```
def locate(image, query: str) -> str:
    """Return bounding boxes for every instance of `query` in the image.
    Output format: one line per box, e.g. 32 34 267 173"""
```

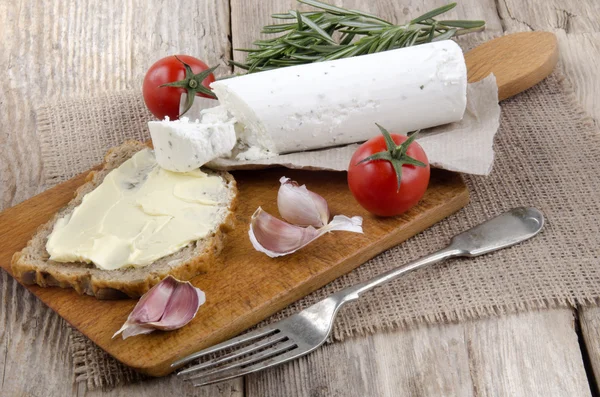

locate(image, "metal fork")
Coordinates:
172 207 544 386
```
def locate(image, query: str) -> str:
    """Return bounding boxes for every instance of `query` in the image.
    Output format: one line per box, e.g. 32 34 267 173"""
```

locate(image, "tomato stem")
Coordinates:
159 56 219 117
356 124 426 192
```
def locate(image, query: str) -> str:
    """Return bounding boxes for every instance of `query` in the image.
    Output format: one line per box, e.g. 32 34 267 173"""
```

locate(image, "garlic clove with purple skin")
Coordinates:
145 280 206 331
277 177 330 227
113 275 206 340
249 207 363 258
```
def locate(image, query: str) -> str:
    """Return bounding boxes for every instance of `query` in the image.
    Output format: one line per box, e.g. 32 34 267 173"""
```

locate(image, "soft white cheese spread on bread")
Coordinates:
46 149 230 270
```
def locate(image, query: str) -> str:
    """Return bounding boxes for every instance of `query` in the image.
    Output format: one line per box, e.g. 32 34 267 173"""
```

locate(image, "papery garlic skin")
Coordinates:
277 177 330 227
113 276 206 340
249 207 363 258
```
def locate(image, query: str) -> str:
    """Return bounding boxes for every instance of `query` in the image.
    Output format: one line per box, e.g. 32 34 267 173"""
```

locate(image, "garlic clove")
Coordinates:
249 207 320 257
249 207 363 258
113 275 206 340
128 275 178 323
277 177 330 227
145 282 206 331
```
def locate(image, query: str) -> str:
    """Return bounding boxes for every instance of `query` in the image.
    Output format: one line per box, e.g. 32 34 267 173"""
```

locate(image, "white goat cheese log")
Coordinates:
211 40 467 155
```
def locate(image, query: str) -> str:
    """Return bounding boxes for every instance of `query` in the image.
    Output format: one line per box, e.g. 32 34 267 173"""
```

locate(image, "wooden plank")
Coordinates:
1 166 469 376
578 307 600 391
76 374 243 397
0 270 79 396
465 310 591 396
494 1 600 389
496 0 600 125
245 310 592 397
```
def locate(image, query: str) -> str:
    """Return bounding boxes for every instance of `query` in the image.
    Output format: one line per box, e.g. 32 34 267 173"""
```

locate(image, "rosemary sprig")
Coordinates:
233 0 485 73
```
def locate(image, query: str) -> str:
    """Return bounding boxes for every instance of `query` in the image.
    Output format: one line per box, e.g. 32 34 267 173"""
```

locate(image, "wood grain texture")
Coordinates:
245 310 591 397
466 32 558 100
496 0 600 126
579 307 600 392
0 167 469 376
77 374 244 397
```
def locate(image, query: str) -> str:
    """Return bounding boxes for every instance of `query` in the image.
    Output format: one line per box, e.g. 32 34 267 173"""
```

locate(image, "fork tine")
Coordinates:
171 326 279 368
185 339 297 381
192 347 304 387
177 332 288 376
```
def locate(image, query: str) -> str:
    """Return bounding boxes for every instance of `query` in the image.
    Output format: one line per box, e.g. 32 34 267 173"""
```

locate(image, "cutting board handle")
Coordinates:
465 32 558 101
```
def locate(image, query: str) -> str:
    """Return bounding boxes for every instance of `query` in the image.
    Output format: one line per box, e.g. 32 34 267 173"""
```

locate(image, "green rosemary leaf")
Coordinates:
339 32 356 45
432 28 457 42
345 9 393 25
427 23 436 41
375 32 395 52
262 25 297 34
310 44 344 53
289 53 323 60
282 39 312 50
262 22 298 30
268 58 306 66
367 37 381 54
271 13 296 19
234 48 266 53
438 19 486 28
410 3 457 24
350 39 374 56
338 26 387 34
296 10 304 30
290 10 336 43
319 45 356 61
298 0 350 16
228 60 251 70
337 20 386 29
387 28 405 50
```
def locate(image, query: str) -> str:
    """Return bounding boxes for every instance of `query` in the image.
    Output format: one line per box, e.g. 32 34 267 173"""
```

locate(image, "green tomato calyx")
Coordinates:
356 123 426 192
159 56 218 118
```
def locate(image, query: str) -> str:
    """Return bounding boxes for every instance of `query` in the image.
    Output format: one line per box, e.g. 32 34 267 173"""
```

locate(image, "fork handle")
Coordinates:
332 207 545 304
333 246 462 304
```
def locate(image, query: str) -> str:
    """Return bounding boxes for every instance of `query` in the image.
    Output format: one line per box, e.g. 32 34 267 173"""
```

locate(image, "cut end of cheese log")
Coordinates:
148 109 236 172
211 40 467 155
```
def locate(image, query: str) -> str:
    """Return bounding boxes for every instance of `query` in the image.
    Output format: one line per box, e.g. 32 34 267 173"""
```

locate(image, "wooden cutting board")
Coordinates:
0 32 557 377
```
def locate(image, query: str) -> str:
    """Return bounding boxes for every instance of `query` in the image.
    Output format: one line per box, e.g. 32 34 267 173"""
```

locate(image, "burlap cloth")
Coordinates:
37 71 600 389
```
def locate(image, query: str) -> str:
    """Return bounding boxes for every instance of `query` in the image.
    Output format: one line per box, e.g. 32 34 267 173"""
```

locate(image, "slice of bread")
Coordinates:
11 140 237 299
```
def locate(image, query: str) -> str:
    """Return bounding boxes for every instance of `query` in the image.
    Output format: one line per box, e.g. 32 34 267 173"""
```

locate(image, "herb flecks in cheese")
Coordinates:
148 107 237 172
46 149 229 270
211 41 467 156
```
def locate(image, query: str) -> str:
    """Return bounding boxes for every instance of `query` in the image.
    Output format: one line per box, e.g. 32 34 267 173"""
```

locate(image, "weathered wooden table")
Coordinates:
1 1 599 395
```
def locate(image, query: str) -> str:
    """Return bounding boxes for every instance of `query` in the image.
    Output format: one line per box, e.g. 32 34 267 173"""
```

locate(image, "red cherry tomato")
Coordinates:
142 55 216 120
348 127 430 217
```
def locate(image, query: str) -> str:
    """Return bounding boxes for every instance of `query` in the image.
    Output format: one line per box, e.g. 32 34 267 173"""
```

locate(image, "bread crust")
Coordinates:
11 141 238 299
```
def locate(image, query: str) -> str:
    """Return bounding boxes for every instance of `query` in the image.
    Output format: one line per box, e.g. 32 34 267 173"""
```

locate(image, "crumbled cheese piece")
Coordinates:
148 113 236 172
